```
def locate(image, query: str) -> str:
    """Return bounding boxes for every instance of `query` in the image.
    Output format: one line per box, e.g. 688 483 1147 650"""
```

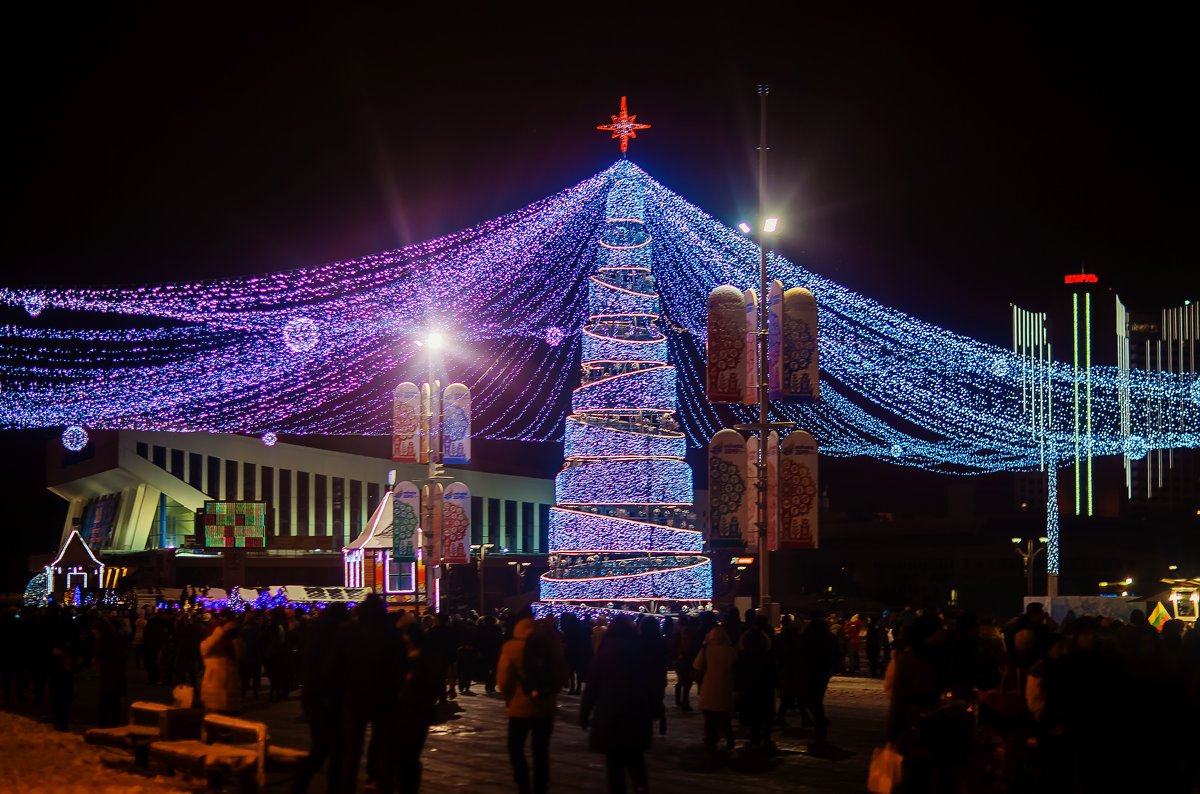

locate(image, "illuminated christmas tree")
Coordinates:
539 166 712 606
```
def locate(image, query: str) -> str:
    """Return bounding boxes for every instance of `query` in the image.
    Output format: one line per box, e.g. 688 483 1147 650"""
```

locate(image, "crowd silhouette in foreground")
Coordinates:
3 596 1199 793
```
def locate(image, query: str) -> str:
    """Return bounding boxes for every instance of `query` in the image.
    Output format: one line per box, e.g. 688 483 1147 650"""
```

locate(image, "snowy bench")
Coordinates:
149 713 306 791
84 701 203 765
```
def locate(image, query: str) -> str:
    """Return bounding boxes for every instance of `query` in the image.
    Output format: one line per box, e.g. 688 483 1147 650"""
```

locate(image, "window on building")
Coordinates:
170 449 184 479
296 471 310 535
261 466 274 534
278 469 292 535
504 501 518 550
471 496 483 545
136 442 148 459
521 502 534 552
314 475 327 535
350 480 363 542
332 477 345 548
207 457 221 498
387 558 415 593
225 460 239 501
538 504 551 551
188 453 203 491
243 463 257 501
487 498 501 546
367 482 381 518
152 445 166 469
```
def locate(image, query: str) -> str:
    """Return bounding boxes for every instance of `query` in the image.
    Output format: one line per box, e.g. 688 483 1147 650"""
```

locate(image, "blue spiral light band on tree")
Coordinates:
541 176 712 604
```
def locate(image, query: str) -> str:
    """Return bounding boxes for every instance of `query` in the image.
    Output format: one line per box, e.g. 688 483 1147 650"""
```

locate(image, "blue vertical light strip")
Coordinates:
159 492 168 548
1046 454 1059 574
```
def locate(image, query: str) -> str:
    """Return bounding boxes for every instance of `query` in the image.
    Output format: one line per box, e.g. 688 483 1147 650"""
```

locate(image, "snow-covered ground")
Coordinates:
0 711 196 794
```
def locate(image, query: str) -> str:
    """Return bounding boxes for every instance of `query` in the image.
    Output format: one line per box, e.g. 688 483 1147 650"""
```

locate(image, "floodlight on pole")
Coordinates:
763 217 779 233
738 222 752 234
426 331 445 351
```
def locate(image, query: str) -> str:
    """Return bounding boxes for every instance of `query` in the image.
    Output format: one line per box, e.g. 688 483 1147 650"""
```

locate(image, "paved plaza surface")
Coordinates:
4 666 888 793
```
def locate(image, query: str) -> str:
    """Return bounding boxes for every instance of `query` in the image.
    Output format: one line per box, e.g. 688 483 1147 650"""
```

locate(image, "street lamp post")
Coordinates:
508 561 530 595
417 331 447 614
471 543 493 614
1011 536 1049 597
746 85 787 625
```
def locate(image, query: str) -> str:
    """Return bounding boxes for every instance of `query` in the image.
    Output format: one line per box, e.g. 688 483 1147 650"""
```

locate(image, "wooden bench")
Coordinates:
149 713 307 791
84 701 203 765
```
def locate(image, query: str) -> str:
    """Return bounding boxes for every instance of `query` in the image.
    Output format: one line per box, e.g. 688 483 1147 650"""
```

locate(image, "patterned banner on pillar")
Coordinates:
392 481 421 562
779 431 819 549
767 430 780 552
419 382 432 464
442 483 471 564
767 280 785 402
392 382 421 463
421 482 444 561
746 436 760 546
708 428 751 547
779 287 819 403
706 286 747 403
442 384 472 464
745 288 759 405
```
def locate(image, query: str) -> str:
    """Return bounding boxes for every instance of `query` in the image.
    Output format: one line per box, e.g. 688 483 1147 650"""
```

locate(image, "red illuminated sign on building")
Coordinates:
1065 274 1099 284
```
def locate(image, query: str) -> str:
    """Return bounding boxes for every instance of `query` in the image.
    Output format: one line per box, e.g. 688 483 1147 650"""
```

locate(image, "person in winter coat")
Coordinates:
799 612 839 745
693 624 736 752
199 613 240 714
580 616 659 794
844 615 864 673
497 610 567 794
735 625 777 750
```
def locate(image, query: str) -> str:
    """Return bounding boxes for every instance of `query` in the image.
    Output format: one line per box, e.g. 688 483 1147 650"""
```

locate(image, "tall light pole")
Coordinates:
508 560 530 595
1011 536 1049 597
471 543 493 613
417 330 447 613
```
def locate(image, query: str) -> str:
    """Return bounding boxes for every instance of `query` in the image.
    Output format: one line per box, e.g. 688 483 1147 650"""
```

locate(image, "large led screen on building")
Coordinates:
202 501 267 548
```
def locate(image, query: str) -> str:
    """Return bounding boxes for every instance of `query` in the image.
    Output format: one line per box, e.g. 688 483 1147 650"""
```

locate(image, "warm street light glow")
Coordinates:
763 217 779 233
1038 536 1049 543
1125 577 1133 584
1169 565 1179 570
1011 537 1022 544
738 222 752 234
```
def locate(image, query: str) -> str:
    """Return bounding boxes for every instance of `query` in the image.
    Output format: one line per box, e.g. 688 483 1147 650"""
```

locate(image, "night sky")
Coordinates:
1 7 1196 588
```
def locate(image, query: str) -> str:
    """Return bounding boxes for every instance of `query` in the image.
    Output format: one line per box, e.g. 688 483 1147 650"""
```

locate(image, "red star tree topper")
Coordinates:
597 96 650 155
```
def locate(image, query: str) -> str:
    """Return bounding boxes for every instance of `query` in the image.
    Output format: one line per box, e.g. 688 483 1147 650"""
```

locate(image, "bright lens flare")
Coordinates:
425 332 445 351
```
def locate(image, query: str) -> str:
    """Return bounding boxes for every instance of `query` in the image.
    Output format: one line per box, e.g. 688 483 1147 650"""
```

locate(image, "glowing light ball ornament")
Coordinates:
261 431 278 447
62 425 89 451
23 292 47 317
891 444 904 458
546 326 564 347
283 317 320 352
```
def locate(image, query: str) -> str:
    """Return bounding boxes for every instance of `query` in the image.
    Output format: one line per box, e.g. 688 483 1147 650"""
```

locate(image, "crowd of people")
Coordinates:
4 597 1199 793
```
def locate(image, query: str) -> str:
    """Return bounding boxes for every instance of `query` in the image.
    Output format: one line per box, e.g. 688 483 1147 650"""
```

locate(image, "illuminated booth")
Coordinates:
45 529 105 602
342 490 419 602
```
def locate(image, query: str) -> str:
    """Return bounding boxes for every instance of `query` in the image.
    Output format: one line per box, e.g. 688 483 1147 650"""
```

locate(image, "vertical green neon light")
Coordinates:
1072 293 1080 515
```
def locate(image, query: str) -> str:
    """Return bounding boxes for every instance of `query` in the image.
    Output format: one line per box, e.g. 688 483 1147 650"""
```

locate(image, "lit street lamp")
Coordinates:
470 543 493 613
1011 536 1049 597
508 560 531 595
